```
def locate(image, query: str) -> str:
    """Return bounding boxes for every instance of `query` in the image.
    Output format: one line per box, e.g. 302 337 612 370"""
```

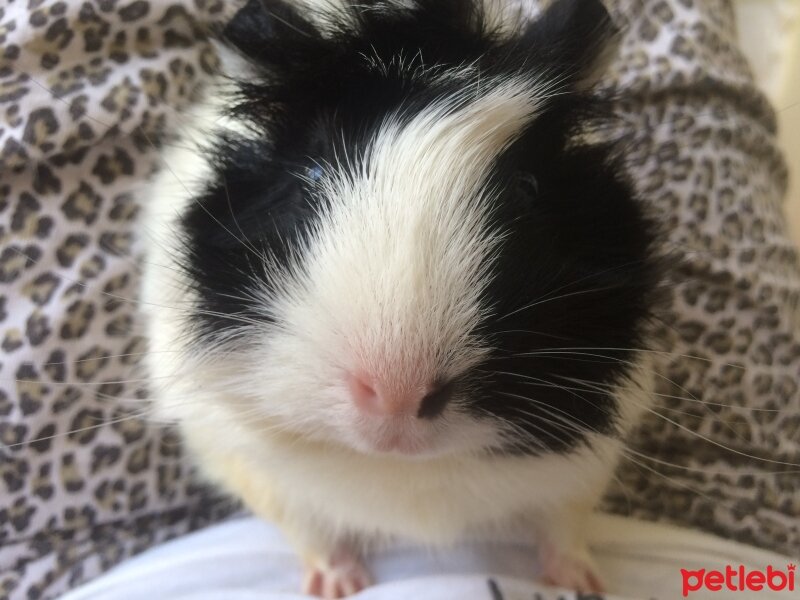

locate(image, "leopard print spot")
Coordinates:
77 3 112 53
108 193 139 222
35 215 54 238
29 9 48 28
108 30 129 64
102 273 130 312
22 107 59 147
1 455 29 493
91 444 122 474
112 410 146 444
0 244 38 283
0 83 30 104
96 382 123 402
69 408 104 445
69 94 89 120
677 319 707 344
75 347 110 381
119 1 149 22
688 194 708 221
0 422 28 446
121 336 146 365
64 506 97 532
99 231 133 256
23 271 60 306
3 43 20 59
102 78 140 116
738 247 756 265
157 463 181 498
79 254 106 279
16 363 49 416
638 18 658 43
652 1 676 22
4 497 37 533
2 328 23 352
1 136 30 166
11 192 40 233
54 65 89 97
164 27 194 50
704 288 732 313
139 68 168 102
126 443 150 474
690 126 712 148
44 349 67 382
774 376 797 403
129 481 147 511
50 2 67 16
52 386 81 414
0 390 11 417
29 424 57 454
32 463 55 500
60 455 85 494
62 181 103 224
105 314 132 337
718 363 745 386
56 233 90 268
43 17 74 56
92 147 134 184
157 428 182 459
60 300 96 339
94 479 126 511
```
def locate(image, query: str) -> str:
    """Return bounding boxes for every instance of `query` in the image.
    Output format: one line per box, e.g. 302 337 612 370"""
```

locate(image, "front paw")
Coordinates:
538 543 605 594
302 546 372 599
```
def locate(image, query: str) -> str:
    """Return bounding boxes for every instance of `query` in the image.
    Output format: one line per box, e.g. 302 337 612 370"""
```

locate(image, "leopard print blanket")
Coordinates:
1 1 798 599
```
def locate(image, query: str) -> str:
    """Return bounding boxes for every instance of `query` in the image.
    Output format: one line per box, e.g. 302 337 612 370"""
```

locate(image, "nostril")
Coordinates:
347 373 382 415
417 380 455 419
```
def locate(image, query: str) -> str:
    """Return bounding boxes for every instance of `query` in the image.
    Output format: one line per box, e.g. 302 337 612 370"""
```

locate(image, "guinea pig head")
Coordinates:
178 0 662 458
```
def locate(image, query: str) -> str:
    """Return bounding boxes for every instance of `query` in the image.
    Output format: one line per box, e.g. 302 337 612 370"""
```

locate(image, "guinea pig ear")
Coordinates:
219 0 321 71
521 0 620 89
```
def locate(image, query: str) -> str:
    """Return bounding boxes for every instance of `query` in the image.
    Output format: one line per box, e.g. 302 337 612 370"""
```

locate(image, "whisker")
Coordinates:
496 256 655 321
621 446 800 477
548 363 760 453
4 244 267 329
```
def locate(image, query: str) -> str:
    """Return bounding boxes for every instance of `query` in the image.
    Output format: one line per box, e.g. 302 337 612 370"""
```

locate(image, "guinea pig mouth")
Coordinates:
352 420 432 457
371 432 425 455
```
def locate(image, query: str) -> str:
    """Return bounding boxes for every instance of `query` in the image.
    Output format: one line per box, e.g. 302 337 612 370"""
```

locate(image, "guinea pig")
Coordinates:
140 0 663 597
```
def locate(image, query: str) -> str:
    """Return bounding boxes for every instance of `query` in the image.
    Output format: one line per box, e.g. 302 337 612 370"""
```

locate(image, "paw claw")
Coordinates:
539 546 605 594
302 552 371 599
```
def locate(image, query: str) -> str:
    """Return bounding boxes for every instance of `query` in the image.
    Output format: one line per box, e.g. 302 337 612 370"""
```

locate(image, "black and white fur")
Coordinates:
141 0 662 596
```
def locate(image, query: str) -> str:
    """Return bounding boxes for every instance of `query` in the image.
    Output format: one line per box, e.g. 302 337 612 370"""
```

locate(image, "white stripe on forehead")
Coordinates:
277 76 544 385
362 76 544 209
290 0 541 37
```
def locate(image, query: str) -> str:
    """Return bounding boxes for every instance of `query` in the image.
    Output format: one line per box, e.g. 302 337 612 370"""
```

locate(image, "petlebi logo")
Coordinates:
681 564 796 596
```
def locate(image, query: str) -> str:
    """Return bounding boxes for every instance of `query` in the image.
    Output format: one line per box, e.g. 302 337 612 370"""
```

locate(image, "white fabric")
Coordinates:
62 514 797 600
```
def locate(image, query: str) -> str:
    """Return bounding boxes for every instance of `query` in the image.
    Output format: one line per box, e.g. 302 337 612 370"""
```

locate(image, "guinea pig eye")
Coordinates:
306 165 324 183
516 172 539 200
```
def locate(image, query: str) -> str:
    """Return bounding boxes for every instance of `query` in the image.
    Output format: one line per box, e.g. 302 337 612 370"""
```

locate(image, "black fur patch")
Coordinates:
471 133 661 454
179 134 317 337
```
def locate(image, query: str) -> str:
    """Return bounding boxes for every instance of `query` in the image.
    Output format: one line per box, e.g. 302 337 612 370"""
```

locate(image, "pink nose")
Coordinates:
346 373 453 419
346 373 407 416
